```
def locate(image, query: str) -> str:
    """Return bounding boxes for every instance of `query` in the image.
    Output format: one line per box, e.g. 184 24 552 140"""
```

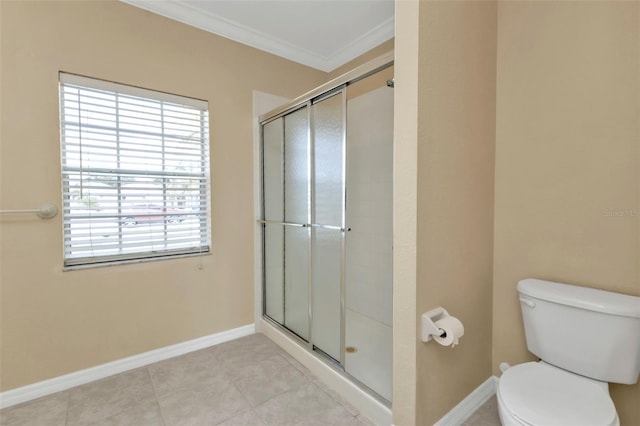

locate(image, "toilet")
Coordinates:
497 278 640 426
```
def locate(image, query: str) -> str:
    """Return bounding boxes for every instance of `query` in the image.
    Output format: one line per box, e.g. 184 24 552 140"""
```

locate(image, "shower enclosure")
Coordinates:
259 56 393 402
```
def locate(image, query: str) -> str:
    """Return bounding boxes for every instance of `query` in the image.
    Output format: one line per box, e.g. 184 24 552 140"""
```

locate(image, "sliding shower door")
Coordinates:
311 91 345 362
263 107 311 342
261 61 394 403
282 108 311 340
344 69 394 401
262 92 346 362
262 117 285 326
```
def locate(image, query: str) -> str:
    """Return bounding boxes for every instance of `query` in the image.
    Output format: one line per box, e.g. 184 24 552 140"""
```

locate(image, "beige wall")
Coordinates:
328 38 394 79
414 1 497 424
494 2 640 424
396 1 639 423
0 0 327 391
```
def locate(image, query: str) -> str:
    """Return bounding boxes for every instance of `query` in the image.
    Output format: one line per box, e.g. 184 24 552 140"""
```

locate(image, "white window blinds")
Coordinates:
59 73 210 268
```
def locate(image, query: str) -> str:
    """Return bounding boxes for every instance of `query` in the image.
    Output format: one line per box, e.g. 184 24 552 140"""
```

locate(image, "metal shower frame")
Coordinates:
257 51 394 403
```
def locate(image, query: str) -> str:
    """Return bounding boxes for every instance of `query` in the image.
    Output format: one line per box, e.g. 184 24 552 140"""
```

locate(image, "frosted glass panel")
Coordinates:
313 93 344 226
284 226 309 340
344 76 394 401
264 223 284 324
284 107 309 225
263 118 285 325
345 85 393 326
311 227 342 361
263 119 284 222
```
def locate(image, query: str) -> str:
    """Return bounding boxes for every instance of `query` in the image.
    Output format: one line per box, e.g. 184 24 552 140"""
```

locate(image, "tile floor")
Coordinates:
0 333 501 426
462 396 500 426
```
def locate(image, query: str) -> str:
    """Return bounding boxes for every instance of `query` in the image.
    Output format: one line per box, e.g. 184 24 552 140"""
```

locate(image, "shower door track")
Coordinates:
259 51 394 125
261 313 392 408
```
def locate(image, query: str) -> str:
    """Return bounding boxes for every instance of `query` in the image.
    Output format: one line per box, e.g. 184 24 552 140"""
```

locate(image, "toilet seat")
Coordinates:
497 362 618 426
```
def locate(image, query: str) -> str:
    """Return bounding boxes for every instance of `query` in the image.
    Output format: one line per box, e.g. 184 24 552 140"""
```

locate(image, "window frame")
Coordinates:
59 72 211 269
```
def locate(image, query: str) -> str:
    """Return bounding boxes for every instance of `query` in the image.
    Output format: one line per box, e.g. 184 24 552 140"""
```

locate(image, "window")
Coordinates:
59 73 210 268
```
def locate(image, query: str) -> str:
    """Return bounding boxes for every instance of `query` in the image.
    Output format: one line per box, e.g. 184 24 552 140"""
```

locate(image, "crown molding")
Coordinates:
121 0 394 73
324 16 395 72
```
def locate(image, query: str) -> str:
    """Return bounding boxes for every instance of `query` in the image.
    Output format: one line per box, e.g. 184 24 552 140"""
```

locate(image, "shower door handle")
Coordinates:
309 224 351 232
257 220 309 227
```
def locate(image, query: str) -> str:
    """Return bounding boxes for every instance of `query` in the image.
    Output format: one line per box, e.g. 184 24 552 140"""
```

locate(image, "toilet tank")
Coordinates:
517 278 640 384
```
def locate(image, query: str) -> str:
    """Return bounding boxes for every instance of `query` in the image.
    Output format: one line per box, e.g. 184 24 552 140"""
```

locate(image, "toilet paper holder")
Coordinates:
421 307 450 342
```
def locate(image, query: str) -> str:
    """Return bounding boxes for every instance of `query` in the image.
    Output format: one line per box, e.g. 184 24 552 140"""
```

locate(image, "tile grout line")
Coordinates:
227 352 311 410
145 367 168 426
214 382 256 426
205 342 261 425
310 379 361 421
247 371 312 412
277 350 316 380
273 346 363 420
64 390 70 426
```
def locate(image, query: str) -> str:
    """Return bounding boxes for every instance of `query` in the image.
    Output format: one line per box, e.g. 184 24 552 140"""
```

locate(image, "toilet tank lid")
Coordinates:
518 279 640 318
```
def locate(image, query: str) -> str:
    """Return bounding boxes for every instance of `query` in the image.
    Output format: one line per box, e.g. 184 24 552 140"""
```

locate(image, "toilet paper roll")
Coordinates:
433 316 465 347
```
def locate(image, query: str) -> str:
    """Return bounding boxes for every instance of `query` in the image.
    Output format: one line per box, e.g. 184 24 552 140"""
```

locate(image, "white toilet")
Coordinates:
497 278 640 426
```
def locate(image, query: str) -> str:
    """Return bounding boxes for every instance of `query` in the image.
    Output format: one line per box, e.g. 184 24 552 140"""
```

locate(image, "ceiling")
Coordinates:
121 0 395 72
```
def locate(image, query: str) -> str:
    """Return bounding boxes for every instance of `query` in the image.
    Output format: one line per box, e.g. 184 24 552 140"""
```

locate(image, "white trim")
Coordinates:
0 324 254 409
60 72 208 109
260 318 392 426
120 0 393 72
434 376 499 426
323 17 395 72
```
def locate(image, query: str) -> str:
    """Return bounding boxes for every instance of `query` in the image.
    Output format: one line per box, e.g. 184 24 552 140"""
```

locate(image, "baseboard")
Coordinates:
434 375 499 426
0 324 255 410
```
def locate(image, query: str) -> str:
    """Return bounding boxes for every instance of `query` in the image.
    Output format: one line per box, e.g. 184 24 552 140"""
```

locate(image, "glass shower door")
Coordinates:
262 92 346 362
311 91 345 363
262 118 285 325
261 61 394 404
344 70 394 401
283 107 310 341
262 106 310 342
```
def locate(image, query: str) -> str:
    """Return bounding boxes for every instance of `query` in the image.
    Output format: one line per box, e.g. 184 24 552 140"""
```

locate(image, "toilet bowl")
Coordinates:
497 362 619 426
